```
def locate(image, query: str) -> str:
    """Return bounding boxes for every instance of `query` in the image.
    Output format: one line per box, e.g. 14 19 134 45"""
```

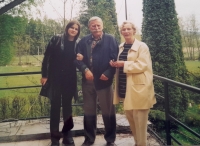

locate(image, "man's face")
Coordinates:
89 20 103 38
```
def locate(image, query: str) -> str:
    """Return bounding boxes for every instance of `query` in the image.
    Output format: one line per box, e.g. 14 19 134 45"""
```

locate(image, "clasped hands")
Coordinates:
76 53 83 60
76 53 108 81
109 60 124 68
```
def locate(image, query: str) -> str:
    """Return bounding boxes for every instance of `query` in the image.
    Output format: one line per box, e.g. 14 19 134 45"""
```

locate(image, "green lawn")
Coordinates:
0 88 41 98
10 55 44 66
0 58 199 98
0 65 41 73
185 61 200 73
0 65 41 98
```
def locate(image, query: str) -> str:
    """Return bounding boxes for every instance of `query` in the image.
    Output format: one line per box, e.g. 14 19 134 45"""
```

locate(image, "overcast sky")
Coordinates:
41 0 200 30
115 0 200 29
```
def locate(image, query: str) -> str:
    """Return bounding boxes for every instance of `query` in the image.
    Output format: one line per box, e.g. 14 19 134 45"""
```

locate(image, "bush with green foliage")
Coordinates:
0 95 50 120
0 14 27 66
0 15 15 65
185 105 200 127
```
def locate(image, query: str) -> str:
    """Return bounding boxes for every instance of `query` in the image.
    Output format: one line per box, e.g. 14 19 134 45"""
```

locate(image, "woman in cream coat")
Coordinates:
110 21 156 146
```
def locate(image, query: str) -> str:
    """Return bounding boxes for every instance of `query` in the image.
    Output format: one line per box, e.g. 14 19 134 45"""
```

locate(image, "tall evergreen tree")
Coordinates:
79 0 120 42
142 0 189 119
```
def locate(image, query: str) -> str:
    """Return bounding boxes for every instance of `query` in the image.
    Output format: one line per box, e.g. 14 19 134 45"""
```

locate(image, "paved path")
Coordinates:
0 114 160 146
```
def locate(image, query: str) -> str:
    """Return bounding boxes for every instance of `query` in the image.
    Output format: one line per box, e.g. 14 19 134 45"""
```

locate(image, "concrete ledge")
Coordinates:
0 127 130 143
0 114 130 143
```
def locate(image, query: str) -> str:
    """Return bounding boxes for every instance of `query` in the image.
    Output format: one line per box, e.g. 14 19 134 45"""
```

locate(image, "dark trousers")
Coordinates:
50 84 74 142
82 81 116 143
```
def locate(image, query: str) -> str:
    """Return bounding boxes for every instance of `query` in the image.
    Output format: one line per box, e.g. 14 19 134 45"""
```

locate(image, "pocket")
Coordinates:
131 73 146 85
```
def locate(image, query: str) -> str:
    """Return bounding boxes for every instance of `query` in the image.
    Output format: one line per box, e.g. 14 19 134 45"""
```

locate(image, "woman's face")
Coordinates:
121 23 136 40
68 24 79 38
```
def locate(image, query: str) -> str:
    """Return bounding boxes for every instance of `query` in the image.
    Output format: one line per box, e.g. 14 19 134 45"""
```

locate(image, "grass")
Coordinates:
0 72 41 98
0 58 42 98
0 65 41 73
0 65 41 97
185 60 200 73
0 56 199 98
171 125 200 145
0 88 41 98
0 55 199 98
10 55 44 66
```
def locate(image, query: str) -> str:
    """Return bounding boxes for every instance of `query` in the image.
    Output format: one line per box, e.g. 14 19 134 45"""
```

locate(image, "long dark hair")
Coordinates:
65 20 80 41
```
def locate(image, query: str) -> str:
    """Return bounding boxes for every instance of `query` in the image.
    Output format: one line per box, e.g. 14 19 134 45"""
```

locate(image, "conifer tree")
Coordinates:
142 0 189 119
79 0 120 43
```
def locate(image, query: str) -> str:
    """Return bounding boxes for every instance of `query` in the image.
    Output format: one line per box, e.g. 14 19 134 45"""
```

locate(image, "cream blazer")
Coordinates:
113 39 156 110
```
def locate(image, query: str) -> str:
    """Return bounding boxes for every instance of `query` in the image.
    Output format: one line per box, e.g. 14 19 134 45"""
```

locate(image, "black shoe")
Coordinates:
106 142 116 146
51 131 62 146
62 137 75 146
81 140 94 146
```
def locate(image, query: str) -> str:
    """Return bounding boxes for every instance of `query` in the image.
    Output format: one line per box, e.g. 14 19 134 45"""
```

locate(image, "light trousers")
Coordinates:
82 80 116 143
125 109 150 146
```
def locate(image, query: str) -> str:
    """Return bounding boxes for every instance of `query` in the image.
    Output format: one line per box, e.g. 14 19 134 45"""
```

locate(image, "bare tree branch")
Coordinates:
0 0 6 3
0 0 27 15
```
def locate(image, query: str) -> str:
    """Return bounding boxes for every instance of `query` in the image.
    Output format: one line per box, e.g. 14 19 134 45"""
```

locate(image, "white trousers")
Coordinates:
125 109 150 146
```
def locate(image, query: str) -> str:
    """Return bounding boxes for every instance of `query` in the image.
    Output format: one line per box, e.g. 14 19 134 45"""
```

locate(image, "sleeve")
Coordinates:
41 36 57 77
123 43 151 74
74 39 88 74
103 36 119 79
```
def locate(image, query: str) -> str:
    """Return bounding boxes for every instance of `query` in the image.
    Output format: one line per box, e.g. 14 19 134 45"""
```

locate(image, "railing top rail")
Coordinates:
0 70 80 76
153 74 200 94
1 73 199 94
0 71 41 76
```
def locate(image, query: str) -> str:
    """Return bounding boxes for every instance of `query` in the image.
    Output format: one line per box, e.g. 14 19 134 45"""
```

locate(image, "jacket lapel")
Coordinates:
74 38 80 54
130 39 141 52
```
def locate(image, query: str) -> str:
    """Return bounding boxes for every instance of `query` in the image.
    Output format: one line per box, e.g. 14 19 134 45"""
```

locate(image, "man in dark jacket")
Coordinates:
41 20 80 146
75 16 119 146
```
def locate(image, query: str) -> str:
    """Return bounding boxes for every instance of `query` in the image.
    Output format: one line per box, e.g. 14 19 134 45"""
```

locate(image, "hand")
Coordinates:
40 78 48 85
116 61 125 67
85 70 94 81
109 60 116 67
109 60 124 68
76 53 83 61
100 74 108 81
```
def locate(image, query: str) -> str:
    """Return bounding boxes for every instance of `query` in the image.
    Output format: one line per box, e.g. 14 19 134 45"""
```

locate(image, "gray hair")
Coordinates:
119 21 136 32
88 16 103 27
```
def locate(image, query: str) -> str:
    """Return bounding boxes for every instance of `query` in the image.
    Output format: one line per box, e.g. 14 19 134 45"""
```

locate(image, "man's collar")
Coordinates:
91 32 103 41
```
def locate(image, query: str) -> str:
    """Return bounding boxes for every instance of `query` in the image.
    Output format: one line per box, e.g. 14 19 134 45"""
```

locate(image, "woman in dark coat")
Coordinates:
40 20 80 146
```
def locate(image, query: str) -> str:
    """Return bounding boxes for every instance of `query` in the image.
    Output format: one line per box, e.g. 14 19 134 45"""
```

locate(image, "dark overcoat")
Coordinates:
75 33 119 90
40 34 79 101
